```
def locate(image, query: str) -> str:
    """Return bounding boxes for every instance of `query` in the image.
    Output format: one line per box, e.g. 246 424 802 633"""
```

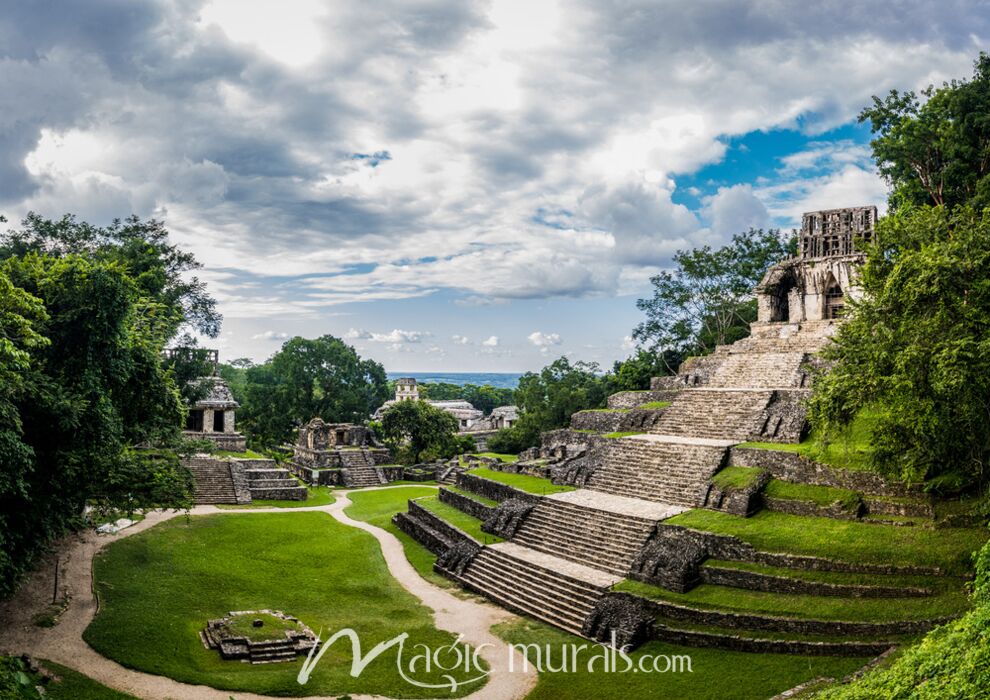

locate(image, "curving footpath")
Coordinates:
0 486 537 700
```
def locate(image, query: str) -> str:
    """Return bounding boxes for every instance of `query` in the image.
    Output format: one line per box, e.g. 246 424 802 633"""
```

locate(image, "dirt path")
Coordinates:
0 487 537 700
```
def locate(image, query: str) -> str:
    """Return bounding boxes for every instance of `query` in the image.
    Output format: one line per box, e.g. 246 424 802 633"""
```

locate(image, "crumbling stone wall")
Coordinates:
456 472 540 504
729 447 921 497
481 498 536 539
607 390 681 409
439 486 497 521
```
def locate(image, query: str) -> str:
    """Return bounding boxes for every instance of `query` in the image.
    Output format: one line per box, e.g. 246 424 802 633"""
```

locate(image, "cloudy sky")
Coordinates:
1 1 985 371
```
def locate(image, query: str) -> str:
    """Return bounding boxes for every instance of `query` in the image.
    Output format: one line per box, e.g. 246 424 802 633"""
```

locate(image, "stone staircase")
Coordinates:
248 640 300 664
188 459 238 504
438 463 466 485
456 544 610 635
651 389 774 441
707 352 809 388
588 435 728 507
245 467 307 500
345 465 386 487
511 499 657 575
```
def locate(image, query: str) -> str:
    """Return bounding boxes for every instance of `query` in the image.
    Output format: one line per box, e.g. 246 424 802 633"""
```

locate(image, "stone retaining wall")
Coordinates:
407 499 478 544
570 410 626 432
762 496 861 520
653 625 893 657
249 486 308 500
613 591 949 637
456 472 541 504
730 447 919 497
439 487 497 521
699 565 930 598
607 389 681 409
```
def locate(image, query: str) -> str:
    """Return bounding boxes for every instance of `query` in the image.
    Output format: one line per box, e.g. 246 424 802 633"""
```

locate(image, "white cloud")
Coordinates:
452 334 470 345
482 335 499 347
251 330 290 340
345 328 430 343
621 335 636 351
528 331 562 353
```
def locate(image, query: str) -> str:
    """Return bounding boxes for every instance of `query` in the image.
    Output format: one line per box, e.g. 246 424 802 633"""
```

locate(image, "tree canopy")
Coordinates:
809 206 990 492
860 53 990 212
418 382 514 415
234 335 389 447
633 228 794 369
378 400 470 464
489 357 609 453
0 238 199 596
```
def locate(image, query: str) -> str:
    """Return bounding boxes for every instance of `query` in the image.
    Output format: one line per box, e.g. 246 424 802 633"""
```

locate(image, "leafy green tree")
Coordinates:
608 349 680 391
0 253 191 596
809 206 990 492
238 335 389 447
0 213 221 338
860 52 990 212
489 357 609 452
379 400 461 463
633 228 794 367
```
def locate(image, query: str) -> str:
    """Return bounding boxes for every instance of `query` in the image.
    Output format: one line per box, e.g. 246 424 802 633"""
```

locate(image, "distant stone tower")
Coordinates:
756 205 877 323
394 377 420 402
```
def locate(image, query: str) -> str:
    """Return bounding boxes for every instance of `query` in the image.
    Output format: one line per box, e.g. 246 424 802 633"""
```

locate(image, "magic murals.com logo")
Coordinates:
297 628 692 691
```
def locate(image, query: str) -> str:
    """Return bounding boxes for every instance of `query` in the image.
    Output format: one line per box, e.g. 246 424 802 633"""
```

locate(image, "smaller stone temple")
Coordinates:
288 417 394 486
756 205 877 323
182 376 247 452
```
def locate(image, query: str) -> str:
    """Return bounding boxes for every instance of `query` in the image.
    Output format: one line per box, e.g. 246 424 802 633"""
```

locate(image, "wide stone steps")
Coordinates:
651 389 774 440
587 437 727 507
188 463 238 504
707 352 808 389
344 464 385 487
457 548 606 635
511 500 655 575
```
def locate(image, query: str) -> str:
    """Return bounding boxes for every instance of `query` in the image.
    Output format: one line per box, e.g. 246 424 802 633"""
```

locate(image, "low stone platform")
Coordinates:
546 489 685 521
489 542 620 587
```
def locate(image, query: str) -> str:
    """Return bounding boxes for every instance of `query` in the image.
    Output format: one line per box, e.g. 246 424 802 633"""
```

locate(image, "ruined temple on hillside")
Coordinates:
756 205 876 323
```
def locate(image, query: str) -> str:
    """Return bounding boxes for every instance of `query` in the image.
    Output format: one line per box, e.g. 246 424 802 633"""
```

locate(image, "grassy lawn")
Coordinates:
343 486 457 590
616 579 970 622
85 511 483 697
604 431 646 439
738 411 878 472
494 618 869 700
665 510 988 576
217 484 336 509
467 467 575 495
37 660 137 700
763 479 861 510
468 452 519 462
712 466 764 490
416 496 503 544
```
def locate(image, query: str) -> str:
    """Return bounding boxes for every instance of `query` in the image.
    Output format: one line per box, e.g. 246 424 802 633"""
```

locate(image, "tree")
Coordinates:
0 213 221 338
489 357 609 453
237 335 389 447
379 400 461 463
808 206 990 492
633 228 794 368
860 53 990 212
0 253 191 597
608 349 680 391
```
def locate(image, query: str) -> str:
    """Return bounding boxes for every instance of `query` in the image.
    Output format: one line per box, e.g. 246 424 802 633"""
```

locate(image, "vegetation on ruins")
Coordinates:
860 52 990 212
379 398 475 463
488 356 610 452
809 197 990 495
633 227 796 370
0 657 136 700
226 334 390 448
85 511 483 697
0 214 209 597
818 538 990 699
